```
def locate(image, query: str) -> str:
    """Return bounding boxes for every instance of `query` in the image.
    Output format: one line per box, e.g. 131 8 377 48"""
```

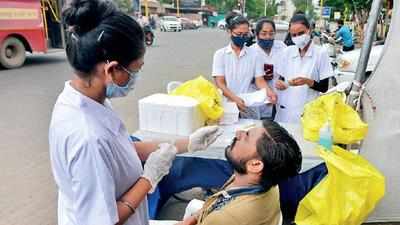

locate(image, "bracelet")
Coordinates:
119 200 136 214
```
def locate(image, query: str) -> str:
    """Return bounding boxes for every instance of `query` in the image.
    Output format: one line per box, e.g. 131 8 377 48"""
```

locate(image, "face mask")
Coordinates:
106 71 138 98
292 33 311 50
258 39 274 50
231 35 248 49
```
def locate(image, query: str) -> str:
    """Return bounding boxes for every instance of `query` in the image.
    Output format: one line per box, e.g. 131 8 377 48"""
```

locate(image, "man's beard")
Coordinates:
225 137 247 174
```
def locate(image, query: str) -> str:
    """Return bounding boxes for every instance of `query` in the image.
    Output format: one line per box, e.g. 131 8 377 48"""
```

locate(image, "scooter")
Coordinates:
143 25 154 46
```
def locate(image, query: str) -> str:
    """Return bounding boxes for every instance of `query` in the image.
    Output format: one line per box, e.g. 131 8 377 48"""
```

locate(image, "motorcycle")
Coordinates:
143 25 154 46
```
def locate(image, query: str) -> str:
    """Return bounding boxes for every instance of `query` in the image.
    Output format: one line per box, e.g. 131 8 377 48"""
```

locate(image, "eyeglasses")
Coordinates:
119 65 139 86
120 65 139 79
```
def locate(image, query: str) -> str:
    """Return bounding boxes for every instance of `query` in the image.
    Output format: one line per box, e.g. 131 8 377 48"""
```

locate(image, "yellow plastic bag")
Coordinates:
170 76 223 121
301 92 368 144
295 146 385 225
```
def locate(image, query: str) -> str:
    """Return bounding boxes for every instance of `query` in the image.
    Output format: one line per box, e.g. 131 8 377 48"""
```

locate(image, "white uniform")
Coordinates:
212 44 264 95
251 40 286 118
275 43 334 123
49 82 149 225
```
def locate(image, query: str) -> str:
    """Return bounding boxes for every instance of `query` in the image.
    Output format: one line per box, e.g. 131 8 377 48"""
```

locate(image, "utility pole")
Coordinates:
264 0 267 16
144 0 149 17
243 0 246 16
177 0 180 17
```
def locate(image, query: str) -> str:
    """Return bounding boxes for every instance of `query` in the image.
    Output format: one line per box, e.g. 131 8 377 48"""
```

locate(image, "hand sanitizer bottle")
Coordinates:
319 122 333 150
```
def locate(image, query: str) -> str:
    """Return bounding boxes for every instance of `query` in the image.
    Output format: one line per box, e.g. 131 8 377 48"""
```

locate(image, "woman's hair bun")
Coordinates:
225 11 248 30
63 0 117 34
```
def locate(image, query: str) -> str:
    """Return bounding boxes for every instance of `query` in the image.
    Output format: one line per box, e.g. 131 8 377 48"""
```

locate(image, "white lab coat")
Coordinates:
275 43 334 123
49 82 149 225
212 44 265 95
251 40 287 118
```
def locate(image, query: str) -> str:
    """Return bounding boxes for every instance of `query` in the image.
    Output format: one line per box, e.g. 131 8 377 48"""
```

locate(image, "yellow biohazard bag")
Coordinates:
295 145 385 225
170 76 223 121
301 92 368 144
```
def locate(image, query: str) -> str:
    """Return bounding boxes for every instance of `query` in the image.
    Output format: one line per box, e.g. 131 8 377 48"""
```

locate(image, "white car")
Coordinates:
160 16 182 32
335 44 384 83
274 20 289 31
217 19 226 30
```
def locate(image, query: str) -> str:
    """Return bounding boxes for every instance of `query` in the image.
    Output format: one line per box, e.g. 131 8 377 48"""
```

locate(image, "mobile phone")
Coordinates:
264 64 274 80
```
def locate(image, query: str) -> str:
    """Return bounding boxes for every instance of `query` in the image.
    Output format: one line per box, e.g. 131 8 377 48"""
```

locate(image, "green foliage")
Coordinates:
292 0 316 19
206 0 238 13
114 0 133 13
323 0 373 20
206 0 277 19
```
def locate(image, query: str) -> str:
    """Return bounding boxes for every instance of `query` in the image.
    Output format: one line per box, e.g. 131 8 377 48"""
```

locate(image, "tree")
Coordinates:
246 0 278 19
206 0 277 19
114 0 133 14
292 0 316 19
206 0 238 13
323 0 373 41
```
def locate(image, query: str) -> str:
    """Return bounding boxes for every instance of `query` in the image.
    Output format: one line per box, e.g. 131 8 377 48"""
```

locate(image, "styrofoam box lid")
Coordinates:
139 93 199 107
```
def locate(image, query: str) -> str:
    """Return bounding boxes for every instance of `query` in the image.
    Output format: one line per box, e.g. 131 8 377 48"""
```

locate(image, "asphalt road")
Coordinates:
0 28 232 225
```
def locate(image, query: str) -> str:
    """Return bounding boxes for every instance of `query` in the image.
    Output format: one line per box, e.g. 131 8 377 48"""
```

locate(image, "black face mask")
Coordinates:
225 137 248 174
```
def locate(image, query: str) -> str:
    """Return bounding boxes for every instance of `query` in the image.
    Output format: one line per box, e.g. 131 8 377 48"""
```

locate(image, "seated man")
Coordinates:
178 120 302 225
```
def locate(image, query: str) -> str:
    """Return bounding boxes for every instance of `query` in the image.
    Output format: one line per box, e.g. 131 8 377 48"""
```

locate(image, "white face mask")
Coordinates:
292 33 311 50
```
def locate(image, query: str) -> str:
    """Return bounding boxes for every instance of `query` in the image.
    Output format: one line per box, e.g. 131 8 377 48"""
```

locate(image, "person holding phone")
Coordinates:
274 14 334 123
212 12 277 118
250 18 287 120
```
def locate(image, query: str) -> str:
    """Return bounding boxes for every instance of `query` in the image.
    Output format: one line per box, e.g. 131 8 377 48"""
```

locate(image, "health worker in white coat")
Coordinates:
49 1 221 225
250 18 287 120
212 12 277 118
275 14 334 123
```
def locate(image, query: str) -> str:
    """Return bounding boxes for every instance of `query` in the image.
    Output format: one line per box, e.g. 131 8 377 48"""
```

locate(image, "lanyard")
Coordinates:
207 185 266 214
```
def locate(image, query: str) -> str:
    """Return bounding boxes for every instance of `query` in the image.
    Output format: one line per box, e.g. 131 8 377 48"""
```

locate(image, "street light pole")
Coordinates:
264 0 267 16
347 0 383 108
177 0 180 17
144 0 149 17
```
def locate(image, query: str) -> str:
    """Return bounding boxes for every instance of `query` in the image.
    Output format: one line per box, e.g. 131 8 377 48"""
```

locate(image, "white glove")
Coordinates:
188 126 223 152
142 143 177 193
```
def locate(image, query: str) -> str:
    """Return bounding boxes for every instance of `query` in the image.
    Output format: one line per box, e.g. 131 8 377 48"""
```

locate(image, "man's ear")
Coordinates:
246 159 264 174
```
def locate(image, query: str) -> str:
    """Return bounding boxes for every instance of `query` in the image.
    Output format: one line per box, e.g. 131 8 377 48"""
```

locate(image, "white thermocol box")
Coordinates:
138 94 206 136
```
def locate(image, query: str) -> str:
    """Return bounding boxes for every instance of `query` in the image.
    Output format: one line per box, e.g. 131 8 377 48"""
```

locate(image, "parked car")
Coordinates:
335 43 384 83
217 19 226 30
274 20 289 31
160 16 182 32
193 20 203 28
178 18 198 30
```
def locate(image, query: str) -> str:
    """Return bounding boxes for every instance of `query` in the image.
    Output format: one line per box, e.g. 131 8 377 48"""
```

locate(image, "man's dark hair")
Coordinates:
337 19 344 26
225 12 249 31
256 120 302 189
255 18 276 36
289 14 310 29
63 0 145 75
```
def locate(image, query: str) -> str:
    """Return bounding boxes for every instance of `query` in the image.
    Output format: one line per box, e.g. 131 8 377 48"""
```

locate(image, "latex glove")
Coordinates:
188 126 223 152
142 143 177 193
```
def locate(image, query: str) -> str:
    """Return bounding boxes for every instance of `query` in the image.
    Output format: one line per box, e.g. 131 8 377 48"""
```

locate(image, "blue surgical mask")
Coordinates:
106 66 139 98
231 35 248 49
258 39 274 50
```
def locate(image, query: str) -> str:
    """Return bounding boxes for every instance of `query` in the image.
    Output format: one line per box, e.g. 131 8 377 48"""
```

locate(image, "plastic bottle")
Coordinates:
319 122 333 150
